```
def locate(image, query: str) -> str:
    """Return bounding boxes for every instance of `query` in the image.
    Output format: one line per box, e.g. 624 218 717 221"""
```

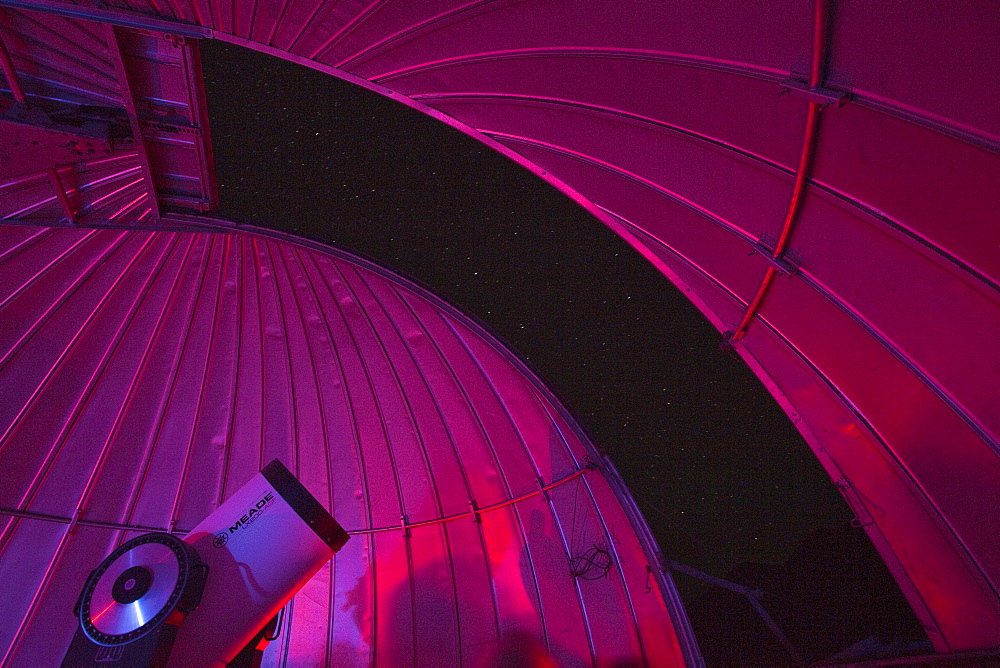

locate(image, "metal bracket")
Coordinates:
263 606 285 642
750 242 799 276
67 506 84 534
779 78 850 107
469 500 482 524
536 477 550 503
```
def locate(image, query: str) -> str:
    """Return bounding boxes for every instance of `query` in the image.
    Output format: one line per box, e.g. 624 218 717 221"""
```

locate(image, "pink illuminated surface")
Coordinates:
0 0 998 663
0 225 688 665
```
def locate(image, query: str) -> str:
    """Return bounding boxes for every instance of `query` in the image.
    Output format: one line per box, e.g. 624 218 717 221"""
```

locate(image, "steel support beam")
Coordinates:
104 23 161 224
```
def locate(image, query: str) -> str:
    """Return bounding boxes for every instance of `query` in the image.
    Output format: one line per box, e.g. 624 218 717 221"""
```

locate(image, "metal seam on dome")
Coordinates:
168 234 228 531
324 258 412 532
11 10 120 85
71 233 187 541
371 46 789 85
0 509 71 663
0 228 96 320
1 169 141 220
803 184 1000 297
486 131 997 313
0 224 45 264
339 260 429 524
84 178 146 219
263 0 293 48
406 93 996 290
215 235 242 506
436 304 573 659
296 246 384 662
308 0 385 62
0 231 133 460
418 92 793 174
432 318 565 651
849 93 1000 155
268 238 304 485
0 9 123 104
388 277 512 648
328 255 464 661
440 302 592 659
796 269 1000 455
0 157 140 195
577 471 649 661
482 129 762 247
604 209 748 317
269 239 334 662
302 249 377 536
279 242 342 666
107 192 148 224
284 0 331 54
279 243 334 501
122 234 212 531
333 0 509 70
370 276 473 655
740 319 1000 609
15 232 166 513
329 253 429 663
0 234 172 658
295 247 376 529
376 280 464 525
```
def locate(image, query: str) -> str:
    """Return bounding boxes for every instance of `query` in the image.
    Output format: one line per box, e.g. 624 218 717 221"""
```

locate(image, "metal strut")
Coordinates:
48 167 76 223
666 559 807 666
0 14 26 103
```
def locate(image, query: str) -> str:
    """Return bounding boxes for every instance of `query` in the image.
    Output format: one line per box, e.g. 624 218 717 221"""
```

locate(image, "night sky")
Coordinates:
199 40 910 658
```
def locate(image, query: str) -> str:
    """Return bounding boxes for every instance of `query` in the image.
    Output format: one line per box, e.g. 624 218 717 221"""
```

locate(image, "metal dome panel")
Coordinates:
0 224 690 665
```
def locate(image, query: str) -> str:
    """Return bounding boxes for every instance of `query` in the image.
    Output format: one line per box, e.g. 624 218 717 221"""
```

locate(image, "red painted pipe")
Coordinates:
731 0 829 341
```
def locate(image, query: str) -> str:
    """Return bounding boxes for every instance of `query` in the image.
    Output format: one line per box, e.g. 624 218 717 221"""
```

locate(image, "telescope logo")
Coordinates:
226 492 276 538
213 532 229 548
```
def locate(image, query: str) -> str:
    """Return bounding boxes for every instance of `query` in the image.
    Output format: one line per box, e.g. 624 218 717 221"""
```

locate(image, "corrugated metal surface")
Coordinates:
0 224 689 666
0 5 123 107
1 0 999 658
0 5 216 215
0 154 151 223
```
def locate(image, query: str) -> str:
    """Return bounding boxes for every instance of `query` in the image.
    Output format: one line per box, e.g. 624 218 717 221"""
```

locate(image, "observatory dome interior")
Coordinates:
0 0 998 665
